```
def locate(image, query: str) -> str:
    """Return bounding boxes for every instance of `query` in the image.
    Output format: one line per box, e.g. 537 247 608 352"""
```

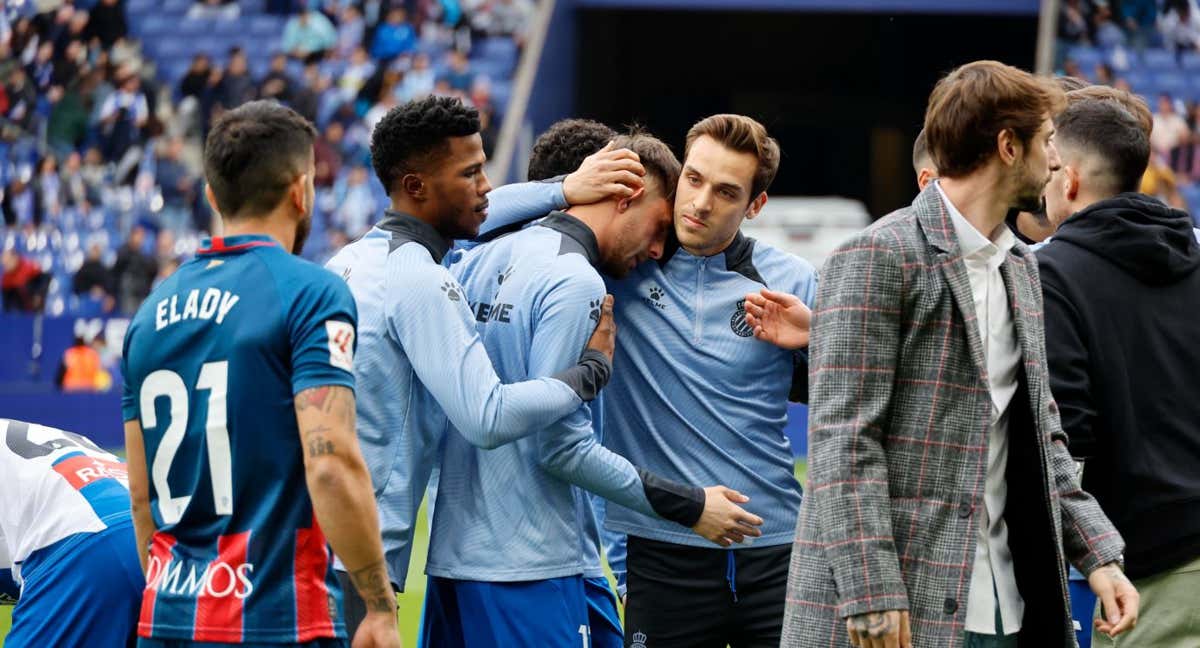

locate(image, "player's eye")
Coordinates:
687 175 700 186
721 189 736 200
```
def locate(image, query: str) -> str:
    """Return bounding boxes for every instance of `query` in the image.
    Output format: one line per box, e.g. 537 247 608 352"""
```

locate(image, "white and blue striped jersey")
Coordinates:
324 211 598 587
0 420 129 594
430 212 704 582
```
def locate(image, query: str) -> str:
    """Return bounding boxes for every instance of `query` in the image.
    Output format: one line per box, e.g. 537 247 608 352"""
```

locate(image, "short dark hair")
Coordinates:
912 127 932 174
684 114 780 198
925 61 1066 178
1055 98 1150 194
1067 85 1153 138
527 118 617 181
370 95 480 193
203 100 316 219
609 129 681 203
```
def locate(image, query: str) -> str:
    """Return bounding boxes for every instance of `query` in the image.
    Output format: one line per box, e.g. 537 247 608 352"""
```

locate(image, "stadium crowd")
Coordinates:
0 0 529 317
1057 0 1200 212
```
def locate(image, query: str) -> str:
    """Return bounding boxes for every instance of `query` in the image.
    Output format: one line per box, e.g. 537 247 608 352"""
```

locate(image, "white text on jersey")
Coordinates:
146 554 255 600
155 289 240 331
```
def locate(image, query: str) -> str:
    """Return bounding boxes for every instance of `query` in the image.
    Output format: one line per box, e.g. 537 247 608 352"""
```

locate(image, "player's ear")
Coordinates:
204 183 222 218
745 192 768 221
402 173 425 199
292 173 310 213
617 186 646 213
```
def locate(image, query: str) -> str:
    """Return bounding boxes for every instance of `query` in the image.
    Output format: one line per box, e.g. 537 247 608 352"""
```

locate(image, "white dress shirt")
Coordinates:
936 183 1024 635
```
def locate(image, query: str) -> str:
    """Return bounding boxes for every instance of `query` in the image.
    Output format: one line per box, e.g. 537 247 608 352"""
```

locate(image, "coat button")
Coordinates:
944 598 958 615
958 498 972 518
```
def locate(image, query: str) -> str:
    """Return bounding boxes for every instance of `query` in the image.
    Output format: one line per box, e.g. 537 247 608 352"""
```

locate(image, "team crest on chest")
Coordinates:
730 299 753 338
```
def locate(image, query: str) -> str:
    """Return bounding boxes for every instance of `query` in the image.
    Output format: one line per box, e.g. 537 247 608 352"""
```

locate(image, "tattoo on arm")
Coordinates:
349 559 396 614
852 612 896 638
295 385 354 427
303 425 335 458
297 385 336 413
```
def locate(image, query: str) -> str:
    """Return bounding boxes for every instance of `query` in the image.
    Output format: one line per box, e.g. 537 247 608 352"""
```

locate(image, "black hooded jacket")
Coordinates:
1037 192 1200 579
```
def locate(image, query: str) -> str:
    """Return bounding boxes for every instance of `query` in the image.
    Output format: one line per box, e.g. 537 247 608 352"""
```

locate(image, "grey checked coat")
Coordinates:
781 185 1125 648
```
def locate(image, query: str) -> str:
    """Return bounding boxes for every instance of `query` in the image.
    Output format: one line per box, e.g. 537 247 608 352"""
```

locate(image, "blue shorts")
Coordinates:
422 575 600 647
584 576 623 648
6 519 144 648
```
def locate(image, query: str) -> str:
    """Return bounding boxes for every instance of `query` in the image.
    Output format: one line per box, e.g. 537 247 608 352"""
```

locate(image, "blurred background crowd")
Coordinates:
1 0 531 324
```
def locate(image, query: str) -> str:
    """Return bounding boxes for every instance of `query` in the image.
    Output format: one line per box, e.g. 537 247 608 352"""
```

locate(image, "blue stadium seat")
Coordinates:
178 18 218 36
1141 48 1178 71
1154 71 1191 97
154 39 193 60
1066 46 1105 71
1181 185 1200 218
139 14 174 37
1122 70 1155 97
162 0 193 13
127 0 157 14
249 15 284 36
1182 52 1200 72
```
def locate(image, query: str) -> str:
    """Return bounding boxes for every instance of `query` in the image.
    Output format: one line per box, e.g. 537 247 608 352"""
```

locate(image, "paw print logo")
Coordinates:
441 281 462 303
588 298 603 323
498 265 514 285
648 285 664 302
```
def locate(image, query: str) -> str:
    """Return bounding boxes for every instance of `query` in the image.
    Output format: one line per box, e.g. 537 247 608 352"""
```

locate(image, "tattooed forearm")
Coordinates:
296 385 335 412
303 425 335 458
350 559 396 613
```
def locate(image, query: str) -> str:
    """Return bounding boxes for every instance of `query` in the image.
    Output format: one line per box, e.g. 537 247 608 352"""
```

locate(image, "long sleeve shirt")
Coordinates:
323 211 600 586
430 212 703 581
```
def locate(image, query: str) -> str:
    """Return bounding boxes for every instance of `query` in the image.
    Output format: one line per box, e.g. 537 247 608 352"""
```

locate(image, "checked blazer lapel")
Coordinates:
914 185 989 383
1000 250 1040 381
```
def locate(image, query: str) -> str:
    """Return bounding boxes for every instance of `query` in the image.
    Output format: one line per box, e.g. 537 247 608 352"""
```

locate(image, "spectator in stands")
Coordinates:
155 137 198 234
1092 2 1128 48
55 335 107 391
61 151 98 210
97 72 148 161
33 155 64 222
86 0 128 49
1038 98 1200 648
282 8 337 62
335 4 366 59
314 121 345 188
335 46 372 101
399 51 436 100
1094 61 1115 85
260 53 294 102
1122 0 1159 50
470 0 534 43
111 224 157 314
56 10 91 62
219 48 257 110
1 176 40 227
179 53 212 100
80 147 110 196
1 249 48 313
1152 94 1190 156
4 67 38 133
330 164 376 237
441 49 474 92
288 62 322 123
52 39 86 88
72 242 115 314
1160 0 1200 52
27 41 56 93
47 81 90 156
1059 0 1089 44
152 256 180 291
371 8 417 62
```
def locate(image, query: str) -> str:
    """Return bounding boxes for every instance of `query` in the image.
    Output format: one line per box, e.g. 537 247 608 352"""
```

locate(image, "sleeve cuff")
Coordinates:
635 468 705 527
550 349 612 402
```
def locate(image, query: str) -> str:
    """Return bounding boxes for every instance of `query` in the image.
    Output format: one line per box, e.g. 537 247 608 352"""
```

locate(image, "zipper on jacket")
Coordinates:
693 258 707 344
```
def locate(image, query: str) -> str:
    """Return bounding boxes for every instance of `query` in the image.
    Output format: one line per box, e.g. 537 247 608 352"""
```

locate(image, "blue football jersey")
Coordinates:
121 234 357 643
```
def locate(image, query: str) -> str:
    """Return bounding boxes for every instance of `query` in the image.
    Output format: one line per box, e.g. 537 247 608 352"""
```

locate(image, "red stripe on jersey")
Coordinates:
294 516 335 641
192 530 251 642
52 455 127 490
138 532 178 637
197 237 279 255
